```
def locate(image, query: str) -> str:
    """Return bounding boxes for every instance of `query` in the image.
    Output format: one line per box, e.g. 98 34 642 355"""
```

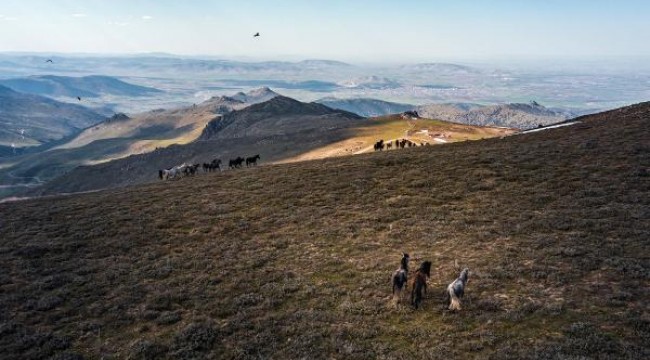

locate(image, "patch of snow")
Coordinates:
520 121 580 134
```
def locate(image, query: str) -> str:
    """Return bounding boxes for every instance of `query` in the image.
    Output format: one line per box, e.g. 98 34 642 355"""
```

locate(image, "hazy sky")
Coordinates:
1 0 649 62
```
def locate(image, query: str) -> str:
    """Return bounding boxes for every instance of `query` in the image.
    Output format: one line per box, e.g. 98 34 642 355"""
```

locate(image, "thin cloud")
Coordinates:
107 21 129 27
71 13 87 18
142 15 153 20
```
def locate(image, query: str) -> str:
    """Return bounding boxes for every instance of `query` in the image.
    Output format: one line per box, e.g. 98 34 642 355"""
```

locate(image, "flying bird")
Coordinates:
45 59 53 63
253 32 260 37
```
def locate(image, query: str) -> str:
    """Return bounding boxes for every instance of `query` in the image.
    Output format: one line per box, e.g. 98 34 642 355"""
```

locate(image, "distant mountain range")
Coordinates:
0 85 104 148
400 62 480 75
416 102 574 129
315 97 414 117
0 55 355 77
0 75 162 98
314 97 572 128
337 76 401 89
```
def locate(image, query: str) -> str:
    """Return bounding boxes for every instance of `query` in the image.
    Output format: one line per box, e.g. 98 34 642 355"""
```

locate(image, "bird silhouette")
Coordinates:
77 96 81 101
45 59 53 63
253 32 260 37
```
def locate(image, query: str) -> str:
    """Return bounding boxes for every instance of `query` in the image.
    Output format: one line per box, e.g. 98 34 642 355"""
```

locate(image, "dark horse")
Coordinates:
184 163 200 176
411 260 432 309
246 154 261 167
203 159 221 172
229 157 244 169
391 253 410 305
374 139 385 151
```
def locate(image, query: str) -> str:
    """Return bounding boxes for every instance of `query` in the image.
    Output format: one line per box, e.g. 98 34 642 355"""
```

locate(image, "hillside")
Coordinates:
283 114 516 163
0 75 162 99
0 85 104 148
199 96 362 140
0 102 647 359
417 102 573 129
316 97 414 117
55 96 246 152
0 93 250 188
27 96 366 194
22 98 514 196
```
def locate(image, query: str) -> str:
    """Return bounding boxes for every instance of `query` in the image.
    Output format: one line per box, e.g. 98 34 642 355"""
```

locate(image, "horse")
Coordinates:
386 142 393 149
229 157 244 169
160 164 187 180
202 163 210 172
411 260 432 309
211 159 222 172
391 253 410 305
184 163 200 176
374 140 385 151
445 268 470 311
246 154 261 167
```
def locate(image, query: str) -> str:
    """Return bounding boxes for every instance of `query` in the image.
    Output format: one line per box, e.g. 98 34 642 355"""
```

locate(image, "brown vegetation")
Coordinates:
0 102 648 359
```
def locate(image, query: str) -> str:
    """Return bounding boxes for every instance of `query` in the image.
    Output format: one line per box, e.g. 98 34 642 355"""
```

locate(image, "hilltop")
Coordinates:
0 102 647 358
0 75 162 99
0 85 104 148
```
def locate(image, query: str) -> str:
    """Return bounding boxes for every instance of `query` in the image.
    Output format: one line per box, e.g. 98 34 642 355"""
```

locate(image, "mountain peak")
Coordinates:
230 87 279 104
199 95 362 141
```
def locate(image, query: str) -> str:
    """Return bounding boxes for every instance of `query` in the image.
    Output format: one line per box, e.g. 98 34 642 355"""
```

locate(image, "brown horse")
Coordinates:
411 261 432 309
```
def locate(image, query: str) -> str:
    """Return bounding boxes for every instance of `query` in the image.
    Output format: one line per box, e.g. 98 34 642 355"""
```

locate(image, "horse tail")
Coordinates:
158 170 163 180
411 277 423 309
448 286 461 311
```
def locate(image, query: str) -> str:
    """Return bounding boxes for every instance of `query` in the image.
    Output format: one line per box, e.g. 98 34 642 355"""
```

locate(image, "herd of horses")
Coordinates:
159 138 421 180
374 139 427 151
392 253 470 311
158 154 261 180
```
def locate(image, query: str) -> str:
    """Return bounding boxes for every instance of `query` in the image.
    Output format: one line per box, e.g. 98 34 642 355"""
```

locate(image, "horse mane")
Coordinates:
418 261 432 277
460 268 469 283
400 253 410 271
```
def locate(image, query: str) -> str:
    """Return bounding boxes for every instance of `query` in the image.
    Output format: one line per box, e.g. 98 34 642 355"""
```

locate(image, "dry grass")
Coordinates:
283 116 515 162
0 103 648 359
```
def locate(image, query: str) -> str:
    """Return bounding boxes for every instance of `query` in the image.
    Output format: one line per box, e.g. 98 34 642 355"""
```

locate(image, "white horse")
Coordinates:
445 268 469 311
159 164 188 180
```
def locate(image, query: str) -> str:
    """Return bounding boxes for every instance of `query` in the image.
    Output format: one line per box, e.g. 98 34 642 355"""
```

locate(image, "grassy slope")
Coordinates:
282 116 516 162
0 102 232 187
0 103 648 359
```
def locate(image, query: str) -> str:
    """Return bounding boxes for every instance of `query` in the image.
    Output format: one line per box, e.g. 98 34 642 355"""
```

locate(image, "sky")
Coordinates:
1 0 649 63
